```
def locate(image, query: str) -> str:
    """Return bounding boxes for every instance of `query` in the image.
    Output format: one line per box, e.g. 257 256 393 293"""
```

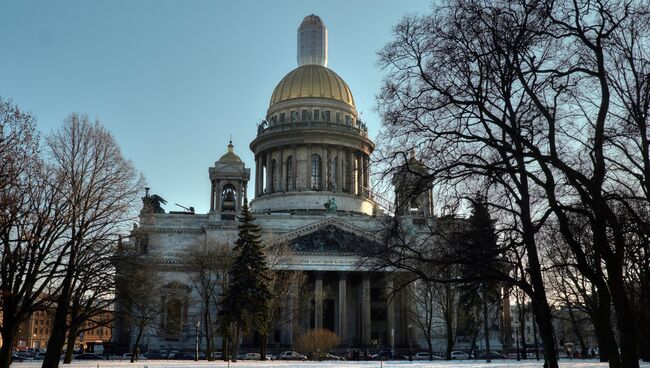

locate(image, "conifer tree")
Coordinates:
460 196 502 361
219 199 271 361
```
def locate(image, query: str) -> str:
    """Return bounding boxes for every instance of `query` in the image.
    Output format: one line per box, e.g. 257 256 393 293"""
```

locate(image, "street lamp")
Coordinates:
407 323 413 361
195 320 201 361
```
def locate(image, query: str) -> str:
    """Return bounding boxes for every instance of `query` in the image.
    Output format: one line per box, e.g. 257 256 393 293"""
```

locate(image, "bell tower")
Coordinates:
209 141 250 220
393 150 433 217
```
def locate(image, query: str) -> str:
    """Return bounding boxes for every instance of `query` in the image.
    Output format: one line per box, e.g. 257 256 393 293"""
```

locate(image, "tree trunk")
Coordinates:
131 322 144 363
204 307 213 361
426 338 434 360
0 324 18 368
43 273 74 368
232 327 240 362
483 294 491 362
445 324 453 360
591 297 620 366
63 326 78 363
518 304 527 360
606 266 640 368
222 336 229 361
260 334 268 360
531 300 560 368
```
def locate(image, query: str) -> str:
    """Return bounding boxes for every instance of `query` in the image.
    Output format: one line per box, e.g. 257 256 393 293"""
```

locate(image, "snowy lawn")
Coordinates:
10 360 650 368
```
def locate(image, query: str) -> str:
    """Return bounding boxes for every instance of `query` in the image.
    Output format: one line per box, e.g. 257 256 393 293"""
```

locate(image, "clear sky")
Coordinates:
1 0 432 214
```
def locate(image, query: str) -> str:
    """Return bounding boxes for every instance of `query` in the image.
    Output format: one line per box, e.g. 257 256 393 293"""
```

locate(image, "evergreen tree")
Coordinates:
459 196 502 361
219 199 272 361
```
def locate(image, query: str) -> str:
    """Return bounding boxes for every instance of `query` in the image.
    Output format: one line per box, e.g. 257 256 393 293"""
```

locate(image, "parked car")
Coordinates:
450 351 471 359
478 351 507 359
414 352 442 360
145 351 166 359
211 351 223 359
174 352 198 360
33 352 47 360
241 352 267 360
319 352 345 360
373 350 405 360
277 351 307 360
74 353 105 360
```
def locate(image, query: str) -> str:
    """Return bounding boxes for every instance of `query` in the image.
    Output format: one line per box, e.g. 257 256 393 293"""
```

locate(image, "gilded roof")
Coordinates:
218 141 242 163
270 65 355 108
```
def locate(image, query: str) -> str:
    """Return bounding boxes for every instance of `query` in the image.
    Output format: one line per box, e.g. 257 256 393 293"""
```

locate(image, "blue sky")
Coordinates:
1 0 432 213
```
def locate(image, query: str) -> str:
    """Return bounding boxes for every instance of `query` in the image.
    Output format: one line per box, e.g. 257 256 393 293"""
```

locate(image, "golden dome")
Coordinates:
218 141 242 163
270 64 355 108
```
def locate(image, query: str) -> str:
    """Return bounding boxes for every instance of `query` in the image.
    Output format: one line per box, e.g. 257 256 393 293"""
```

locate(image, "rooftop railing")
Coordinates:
256 120 369 138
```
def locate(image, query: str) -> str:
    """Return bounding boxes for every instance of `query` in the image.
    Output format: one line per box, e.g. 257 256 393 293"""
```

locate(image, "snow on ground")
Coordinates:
11 360 650 368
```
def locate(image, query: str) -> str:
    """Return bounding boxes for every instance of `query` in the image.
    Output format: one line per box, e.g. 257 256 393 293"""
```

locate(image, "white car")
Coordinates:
414 352 442 360
278 351 307 361
450 351 471 359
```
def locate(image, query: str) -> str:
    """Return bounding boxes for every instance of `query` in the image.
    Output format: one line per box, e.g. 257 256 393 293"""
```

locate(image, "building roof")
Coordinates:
217 141 242 163
269 64 355 108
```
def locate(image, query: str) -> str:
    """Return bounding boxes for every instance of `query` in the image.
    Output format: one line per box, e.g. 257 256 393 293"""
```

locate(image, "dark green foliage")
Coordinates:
219 200 272 333
458 196 503 355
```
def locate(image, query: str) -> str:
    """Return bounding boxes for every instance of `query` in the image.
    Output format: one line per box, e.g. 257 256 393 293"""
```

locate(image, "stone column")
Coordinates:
361 274 371 345
347 149 354 194
386 278 395 348
265 151 273 193
364 156 370 192
255 155 260 196
337 272 347 344
315 272 324 330
278 148 284 192
336 146 342 191
215 183 222 212
292 145 298 191
358 153 365 196
209 180 215 212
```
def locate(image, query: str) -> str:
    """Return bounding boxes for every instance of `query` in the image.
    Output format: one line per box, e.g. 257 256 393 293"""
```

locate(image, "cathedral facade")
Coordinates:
113 15 504 355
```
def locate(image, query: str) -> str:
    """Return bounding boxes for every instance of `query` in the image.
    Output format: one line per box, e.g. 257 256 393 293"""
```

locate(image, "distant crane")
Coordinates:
175 203 195 214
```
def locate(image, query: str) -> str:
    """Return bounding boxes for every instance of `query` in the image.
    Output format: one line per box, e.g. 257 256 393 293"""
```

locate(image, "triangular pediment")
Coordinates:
276 217 380 254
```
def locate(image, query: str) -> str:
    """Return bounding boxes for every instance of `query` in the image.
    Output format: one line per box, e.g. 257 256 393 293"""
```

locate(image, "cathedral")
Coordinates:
113 15 504 355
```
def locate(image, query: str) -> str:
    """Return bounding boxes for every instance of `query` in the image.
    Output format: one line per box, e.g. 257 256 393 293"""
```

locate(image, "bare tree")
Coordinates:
183 238 234 361
42 113 141 368
0 99 69 367
257 241 307 360
405 277 460 360
115 250 163 363
375 1 650 366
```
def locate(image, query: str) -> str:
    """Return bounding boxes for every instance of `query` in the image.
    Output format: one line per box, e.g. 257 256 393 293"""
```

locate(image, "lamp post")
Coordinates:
407 323 413 361
195 320 201 361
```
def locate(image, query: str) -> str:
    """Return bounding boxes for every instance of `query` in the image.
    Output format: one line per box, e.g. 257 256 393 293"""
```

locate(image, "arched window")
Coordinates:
271 159 278 193
221 184 237 211
311 154 322 190
286 156 293 191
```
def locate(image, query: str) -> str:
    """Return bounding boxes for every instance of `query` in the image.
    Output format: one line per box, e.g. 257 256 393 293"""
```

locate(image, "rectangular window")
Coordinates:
336 112 341 123
323 110 331 122
345 115 352 125
290 111 298 122
301 109 310 121
280 112 286 123
313 109 319 121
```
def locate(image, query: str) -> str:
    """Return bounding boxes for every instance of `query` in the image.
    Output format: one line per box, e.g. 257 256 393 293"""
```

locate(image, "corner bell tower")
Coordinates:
393 150 434 217
209 141 250 220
